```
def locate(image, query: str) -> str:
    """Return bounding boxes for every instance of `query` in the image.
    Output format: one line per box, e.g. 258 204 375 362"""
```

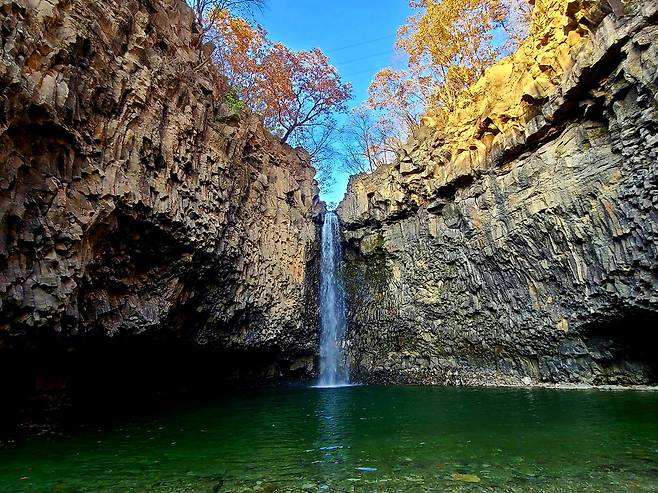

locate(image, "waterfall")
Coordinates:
318 211 349 387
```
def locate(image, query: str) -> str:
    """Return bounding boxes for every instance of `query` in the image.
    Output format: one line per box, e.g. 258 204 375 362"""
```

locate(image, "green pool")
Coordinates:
1 385 657 492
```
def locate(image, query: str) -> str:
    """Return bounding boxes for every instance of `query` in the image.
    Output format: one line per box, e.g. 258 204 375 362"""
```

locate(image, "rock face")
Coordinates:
338 0 658 385
0 0 321 401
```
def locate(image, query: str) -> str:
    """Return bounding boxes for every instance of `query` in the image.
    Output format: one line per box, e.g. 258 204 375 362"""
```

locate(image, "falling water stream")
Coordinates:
318 211 349 387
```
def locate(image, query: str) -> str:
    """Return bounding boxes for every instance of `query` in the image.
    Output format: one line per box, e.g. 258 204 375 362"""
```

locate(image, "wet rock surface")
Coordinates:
338 0 658 385
0 0 321 406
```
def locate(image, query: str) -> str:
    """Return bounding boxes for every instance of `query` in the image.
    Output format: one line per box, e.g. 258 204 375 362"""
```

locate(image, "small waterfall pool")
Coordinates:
317 211 350 388
1 386 657 492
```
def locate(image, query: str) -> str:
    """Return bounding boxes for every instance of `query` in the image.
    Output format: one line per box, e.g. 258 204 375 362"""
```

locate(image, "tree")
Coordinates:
293 119 339 164
209 10 352 150
399 0 529 110
341 109 399 174
190 0 265 29
313 153 337 196
209 8 268 107
367 67 426 138
259 45 351 145
369 0 531 135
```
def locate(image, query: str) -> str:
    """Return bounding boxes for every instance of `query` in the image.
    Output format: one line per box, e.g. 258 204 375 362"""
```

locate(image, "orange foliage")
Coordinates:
368 67 427 135
210 8 267 108
208 9 352 147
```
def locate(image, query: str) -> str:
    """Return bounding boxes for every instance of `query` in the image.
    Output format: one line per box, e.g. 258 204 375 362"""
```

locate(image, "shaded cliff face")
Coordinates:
0 0 321 405
338 0 658 386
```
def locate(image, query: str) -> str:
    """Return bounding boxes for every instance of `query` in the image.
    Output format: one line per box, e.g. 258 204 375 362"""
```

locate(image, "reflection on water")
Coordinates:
313 388 351 484
0 386 657 492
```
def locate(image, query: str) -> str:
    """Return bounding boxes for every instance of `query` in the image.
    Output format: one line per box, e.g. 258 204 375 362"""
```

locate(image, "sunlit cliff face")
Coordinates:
422 0 595 162
337 0 658 386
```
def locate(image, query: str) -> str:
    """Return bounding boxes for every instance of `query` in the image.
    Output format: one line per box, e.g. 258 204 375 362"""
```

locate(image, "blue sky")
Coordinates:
256 1 412 204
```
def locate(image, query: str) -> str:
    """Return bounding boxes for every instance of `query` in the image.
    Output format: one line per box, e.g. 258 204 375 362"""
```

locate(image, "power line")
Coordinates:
325 34 396 55
341 66 388 78
334 50 394 66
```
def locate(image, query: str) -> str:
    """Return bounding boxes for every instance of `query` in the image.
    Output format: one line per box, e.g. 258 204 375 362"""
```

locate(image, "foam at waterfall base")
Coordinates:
311 383 360 389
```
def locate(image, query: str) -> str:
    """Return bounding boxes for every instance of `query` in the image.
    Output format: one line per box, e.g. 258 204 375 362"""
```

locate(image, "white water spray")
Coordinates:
317 211 349 387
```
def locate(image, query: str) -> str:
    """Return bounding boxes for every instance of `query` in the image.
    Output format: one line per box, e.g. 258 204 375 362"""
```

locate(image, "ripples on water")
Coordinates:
0 386 657 492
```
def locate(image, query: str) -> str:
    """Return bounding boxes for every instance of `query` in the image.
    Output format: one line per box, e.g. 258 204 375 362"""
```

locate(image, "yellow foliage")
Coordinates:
368 0 532 136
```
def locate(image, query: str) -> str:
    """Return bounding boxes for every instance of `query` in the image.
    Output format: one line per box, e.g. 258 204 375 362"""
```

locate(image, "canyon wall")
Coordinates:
338 0 658 385
0 0 321 404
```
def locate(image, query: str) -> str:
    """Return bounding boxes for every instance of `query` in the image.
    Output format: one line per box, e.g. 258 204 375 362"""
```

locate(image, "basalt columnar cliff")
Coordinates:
338 0 658 386
0 0 321 408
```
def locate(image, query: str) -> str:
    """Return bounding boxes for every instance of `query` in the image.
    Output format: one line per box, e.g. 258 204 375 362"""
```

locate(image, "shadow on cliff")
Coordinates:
0 332 304 437
0 209 318 436
579 307 658 385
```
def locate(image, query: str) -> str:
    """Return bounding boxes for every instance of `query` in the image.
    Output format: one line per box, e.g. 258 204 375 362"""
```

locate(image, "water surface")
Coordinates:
1 386 657 492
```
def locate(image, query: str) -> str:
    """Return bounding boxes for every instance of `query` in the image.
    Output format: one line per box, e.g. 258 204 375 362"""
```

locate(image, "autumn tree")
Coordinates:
191 4 351 192
210 8 267 107
367 67 427 138
399 0 528 109
260 45 351 145
369 0 532 136
209 10 352 161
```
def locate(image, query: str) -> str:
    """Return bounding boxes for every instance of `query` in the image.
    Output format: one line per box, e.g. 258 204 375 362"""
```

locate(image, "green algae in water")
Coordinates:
1 386 657 492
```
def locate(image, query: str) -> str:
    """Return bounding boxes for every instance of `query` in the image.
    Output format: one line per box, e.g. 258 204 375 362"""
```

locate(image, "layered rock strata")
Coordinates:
0 0 321 403
338 0 658 385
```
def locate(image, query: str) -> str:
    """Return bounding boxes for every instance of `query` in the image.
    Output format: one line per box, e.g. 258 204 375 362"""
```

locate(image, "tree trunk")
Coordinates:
280 126 295 144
